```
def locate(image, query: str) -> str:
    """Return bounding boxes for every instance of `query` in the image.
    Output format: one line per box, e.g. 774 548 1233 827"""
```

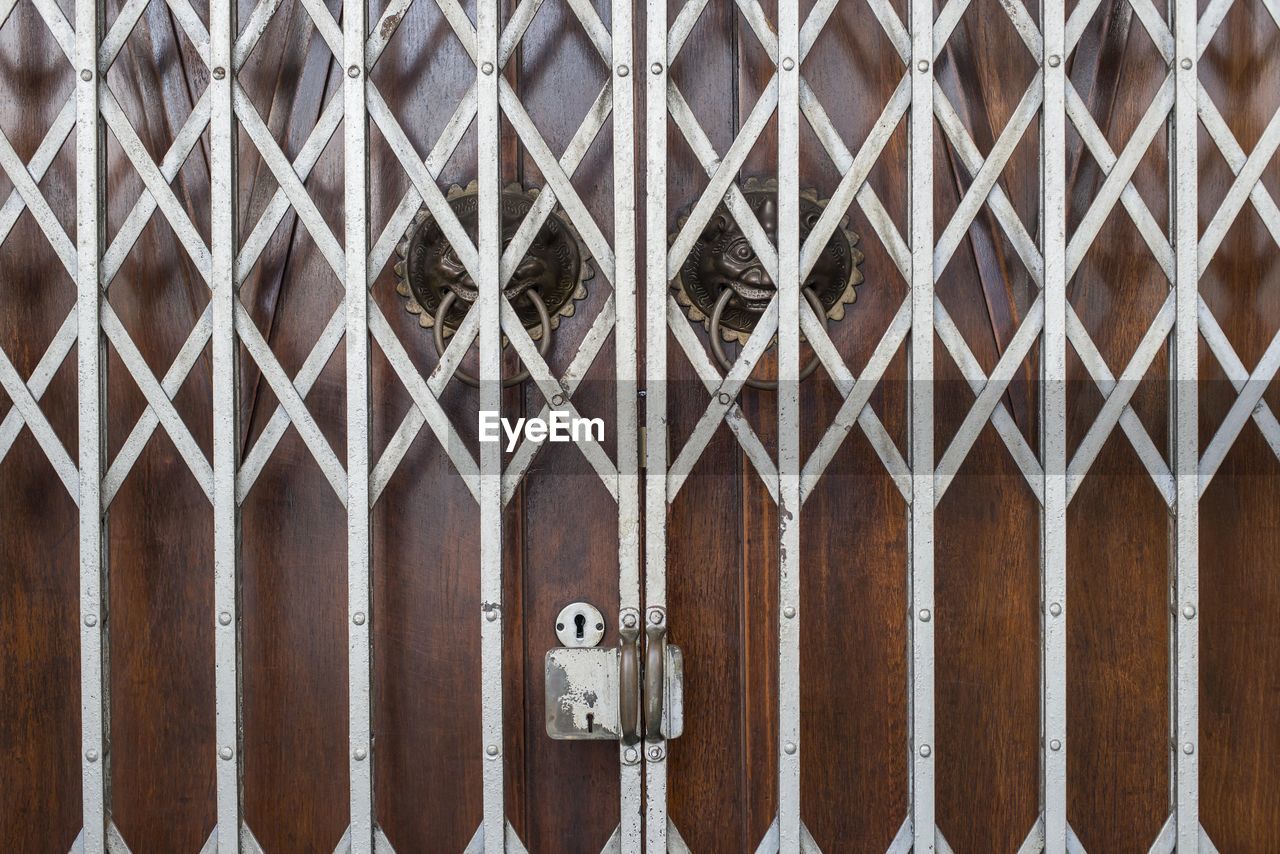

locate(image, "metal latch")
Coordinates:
545 602 683 742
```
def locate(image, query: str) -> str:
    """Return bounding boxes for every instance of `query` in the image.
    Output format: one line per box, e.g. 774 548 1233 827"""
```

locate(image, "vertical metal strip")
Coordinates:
210 0 241 843
776 0 801 849
611 0 642 847
1172 0 1199 844
476 0 504 845
1040 0 1068 846
76 0 107 845
643 0 669 842
344 0 374 846
908 0 935 848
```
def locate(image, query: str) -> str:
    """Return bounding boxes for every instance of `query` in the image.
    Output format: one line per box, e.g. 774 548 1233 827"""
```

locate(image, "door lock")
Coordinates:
545 603 683 743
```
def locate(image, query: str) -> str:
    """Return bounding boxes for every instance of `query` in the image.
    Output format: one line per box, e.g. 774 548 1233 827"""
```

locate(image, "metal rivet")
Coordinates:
219 746 233 760
919 608 931 622
781 57 795 71
85 749 99 762
354 747 368 761
485 608 498 622
481 61 495 75
552 393 566 406
617 64 629 77
353 611 366 626
783 606 796 619
624 747 639 763
212 67 226 80
622 612 637 628
1183 742 1195 755
648 745 664 761
486 744 499 757
651 62 663 74
638 389 647 398
1050 738 1062 751
917 60 929 73
218 612 232 626
347 65 360 78
648 609 664 625
783 741 796 755
1049 602 1062 617
80 69 92 82
84 614 97 627
919 744 931 757
1180 58 1192 70
717 392 731 405
1183 604 1196 619
1047 54 1061 67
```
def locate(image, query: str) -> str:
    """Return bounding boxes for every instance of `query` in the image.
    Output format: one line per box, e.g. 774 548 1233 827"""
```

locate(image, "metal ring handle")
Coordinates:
619 623 641 745
644 622 666 741
708 286 827 391
433 289 553 388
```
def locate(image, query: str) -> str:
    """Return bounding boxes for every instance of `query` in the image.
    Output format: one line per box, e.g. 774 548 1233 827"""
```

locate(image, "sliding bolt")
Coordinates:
219 746 234 761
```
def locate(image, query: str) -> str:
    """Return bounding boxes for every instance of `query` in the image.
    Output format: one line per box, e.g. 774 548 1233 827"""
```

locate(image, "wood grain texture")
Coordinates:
1 0 1278 848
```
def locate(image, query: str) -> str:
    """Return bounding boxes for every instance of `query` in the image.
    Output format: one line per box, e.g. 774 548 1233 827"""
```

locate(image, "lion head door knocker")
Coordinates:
395 182 592 386
672 178 864 389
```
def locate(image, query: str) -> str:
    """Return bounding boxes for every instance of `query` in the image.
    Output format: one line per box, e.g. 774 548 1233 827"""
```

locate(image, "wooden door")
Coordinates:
2 0 1279 849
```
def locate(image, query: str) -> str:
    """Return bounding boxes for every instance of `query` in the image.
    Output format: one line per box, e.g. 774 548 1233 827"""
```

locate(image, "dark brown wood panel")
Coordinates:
3 0 1280 848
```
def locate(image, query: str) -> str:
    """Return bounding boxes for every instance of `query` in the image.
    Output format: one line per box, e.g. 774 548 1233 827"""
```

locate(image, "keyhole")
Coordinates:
586 713 595 733
574 613 586 641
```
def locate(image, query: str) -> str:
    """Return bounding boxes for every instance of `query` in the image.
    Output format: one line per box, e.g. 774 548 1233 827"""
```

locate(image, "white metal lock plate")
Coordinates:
544 647 620 740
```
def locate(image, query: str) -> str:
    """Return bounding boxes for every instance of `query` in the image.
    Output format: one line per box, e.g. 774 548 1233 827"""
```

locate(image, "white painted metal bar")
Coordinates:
611 0 641 843
1041 0 1067 844
210 0 240 841
643 0 669 841
908 0 935 846
777 0 801 846
1172 0 1199 842
345 0 374 843
476 0 503 844
75 0 106 844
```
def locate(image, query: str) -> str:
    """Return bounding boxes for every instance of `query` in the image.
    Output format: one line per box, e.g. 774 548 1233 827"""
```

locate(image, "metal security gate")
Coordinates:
0 0 1278 847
